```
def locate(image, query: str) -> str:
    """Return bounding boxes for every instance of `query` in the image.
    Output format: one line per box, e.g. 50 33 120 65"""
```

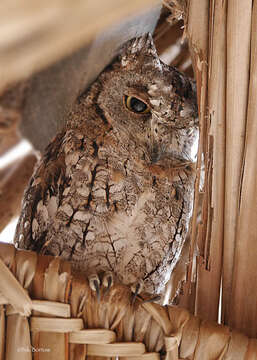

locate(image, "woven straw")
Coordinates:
0 242 256 360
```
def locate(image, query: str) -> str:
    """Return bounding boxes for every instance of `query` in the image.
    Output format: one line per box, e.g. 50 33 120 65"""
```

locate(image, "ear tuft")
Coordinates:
120 33 160 68
127 33 155 54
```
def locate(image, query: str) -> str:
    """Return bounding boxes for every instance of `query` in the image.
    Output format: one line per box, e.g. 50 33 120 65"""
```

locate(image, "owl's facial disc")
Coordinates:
96 33 198 167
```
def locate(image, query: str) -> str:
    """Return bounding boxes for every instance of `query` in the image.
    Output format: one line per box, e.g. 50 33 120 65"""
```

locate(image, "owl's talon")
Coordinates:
142 295 161 304
88 274 101 302
102 271 113 291
131 279 144 304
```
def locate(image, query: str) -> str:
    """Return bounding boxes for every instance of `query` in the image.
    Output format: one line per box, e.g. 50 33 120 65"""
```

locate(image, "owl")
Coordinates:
15 34 198 300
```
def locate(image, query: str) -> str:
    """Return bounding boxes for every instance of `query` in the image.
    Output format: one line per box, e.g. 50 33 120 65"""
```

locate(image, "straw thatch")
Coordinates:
176 0 257 338
0 243 256 360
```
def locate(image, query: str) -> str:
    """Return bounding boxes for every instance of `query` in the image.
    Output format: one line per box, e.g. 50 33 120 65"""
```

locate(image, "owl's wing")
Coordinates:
14 132 66 252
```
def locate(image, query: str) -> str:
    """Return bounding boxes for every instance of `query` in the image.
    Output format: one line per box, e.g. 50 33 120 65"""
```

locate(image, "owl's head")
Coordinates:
91 34 198 165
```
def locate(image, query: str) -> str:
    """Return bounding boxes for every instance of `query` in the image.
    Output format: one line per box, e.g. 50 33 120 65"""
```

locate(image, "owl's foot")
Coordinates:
88 272 114 302
131 281 162 304
130 279 144 304
88 273 144 304
142 295 161 304
88 274 161 305
102 271 114 291
88 274 101 302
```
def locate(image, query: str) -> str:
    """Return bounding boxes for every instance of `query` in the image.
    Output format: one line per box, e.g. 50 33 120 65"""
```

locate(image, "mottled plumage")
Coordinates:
15 34 198 296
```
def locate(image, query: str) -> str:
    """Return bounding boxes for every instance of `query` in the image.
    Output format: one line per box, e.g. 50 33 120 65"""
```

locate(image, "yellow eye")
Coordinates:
124 95 150 114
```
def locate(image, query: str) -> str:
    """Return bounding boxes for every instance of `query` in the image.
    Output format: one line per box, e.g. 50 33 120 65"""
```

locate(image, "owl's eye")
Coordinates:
124 95 150 114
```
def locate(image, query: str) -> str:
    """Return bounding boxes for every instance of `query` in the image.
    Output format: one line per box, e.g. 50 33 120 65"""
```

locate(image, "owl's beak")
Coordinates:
150 147 193 167
149 139 190 164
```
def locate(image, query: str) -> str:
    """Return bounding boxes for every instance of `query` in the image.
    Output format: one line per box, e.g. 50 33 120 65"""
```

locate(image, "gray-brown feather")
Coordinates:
15 34 198 295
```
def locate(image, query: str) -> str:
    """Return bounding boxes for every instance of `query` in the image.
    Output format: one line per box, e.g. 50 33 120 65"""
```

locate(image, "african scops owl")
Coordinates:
15 34 198 297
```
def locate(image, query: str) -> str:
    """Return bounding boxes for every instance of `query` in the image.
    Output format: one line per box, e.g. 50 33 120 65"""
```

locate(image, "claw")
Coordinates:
102 272 113 292
142 295 161 304
88 274 101 302
131 279 144 305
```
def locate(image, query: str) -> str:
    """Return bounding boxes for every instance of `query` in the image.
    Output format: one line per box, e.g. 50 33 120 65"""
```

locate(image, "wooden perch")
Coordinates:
0 243 256 360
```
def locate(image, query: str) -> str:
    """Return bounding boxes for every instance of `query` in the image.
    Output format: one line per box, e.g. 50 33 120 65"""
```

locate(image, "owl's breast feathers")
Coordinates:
15 33 198 295
16 124 195 294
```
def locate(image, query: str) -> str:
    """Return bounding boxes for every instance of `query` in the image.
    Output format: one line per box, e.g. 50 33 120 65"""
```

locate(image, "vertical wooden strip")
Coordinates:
195 0 227 322
6 314 32 360
223 0 252 324
33 258 72 360
0 306 5 360
182 0 209 314
34 333 66 360
186 0 226 322
229 0 257 337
